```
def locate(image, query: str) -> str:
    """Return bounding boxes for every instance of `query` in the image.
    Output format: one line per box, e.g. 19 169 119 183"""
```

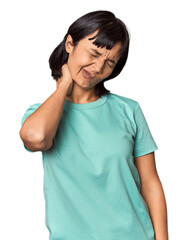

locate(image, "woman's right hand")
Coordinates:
56 64 74 96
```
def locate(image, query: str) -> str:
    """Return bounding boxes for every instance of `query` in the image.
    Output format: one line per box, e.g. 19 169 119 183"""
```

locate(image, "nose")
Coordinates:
93 59 104 74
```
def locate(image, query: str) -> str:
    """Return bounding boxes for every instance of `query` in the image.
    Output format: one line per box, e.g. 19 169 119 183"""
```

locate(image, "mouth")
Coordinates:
82 69 95 80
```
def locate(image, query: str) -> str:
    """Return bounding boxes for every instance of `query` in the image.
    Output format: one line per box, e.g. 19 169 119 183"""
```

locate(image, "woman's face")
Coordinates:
65 31 121 90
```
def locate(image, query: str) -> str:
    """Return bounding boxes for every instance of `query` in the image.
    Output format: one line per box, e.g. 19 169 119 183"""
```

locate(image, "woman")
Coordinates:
19 10 168 240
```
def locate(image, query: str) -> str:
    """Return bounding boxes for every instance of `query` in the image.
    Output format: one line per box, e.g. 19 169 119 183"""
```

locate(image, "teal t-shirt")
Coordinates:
21 92 158 240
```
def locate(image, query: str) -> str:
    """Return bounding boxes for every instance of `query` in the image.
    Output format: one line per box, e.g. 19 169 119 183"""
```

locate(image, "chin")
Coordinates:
75 78 93 89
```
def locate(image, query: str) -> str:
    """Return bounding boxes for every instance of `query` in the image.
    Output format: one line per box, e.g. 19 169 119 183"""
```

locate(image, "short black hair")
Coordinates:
49 10 130 97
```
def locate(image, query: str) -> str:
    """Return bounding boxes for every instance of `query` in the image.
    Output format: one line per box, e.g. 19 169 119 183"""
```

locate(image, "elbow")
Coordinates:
19 127 49 151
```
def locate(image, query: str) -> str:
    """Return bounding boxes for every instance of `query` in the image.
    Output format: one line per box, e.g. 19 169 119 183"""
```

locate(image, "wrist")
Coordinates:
57 79 71 90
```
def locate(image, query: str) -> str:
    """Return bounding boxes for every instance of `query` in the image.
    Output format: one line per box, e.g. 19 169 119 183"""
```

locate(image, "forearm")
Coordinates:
20 81 69 145
140 177 169 240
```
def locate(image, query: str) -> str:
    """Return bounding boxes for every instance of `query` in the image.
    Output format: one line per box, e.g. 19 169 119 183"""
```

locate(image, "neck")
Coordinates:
65 82 99 104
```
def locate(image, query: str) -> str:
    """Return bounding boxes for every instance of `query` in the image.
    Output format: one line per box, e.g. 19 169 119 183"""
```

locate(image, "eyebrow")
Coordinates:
90 48 116 65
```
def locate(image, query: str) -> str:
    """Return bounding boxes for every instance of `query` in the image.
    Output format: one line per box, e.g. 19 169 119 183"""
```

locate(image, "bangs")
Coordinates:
88 21 126 55
49 10 130 83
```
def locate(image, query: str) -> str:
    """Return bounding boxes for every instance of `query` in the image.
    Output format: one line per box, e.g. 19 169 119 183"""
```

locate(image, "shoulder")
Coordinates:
107 92 139 113
27 103 42 109
21 103 42 126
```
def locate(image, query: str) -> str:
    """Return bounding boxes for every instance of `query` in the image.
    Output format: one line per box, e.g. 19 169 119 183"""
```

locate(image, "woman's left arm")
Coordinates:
134 152 169 240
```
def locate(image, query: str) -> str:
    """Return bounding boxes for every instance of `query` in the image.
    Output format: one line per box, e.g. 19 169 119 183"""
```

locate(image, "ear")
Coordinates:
65 34 74 54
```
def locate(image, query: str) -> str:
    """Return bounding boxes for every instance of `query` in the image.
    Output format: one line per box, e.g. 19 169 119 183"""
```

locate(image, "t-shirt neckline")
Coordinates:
64 94 108 110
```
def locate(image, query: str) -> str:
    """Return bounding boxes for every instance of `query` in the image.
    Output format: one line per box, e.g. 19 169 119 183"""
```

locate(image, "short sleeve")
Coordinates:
133 103 158 158
21 103 42 152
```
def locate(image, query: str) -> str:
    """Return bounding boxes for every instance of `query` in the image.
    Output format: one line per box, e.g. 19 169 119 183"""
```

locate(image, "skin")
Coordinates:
63 31 122 103
134 152 169 239
57 32 169 238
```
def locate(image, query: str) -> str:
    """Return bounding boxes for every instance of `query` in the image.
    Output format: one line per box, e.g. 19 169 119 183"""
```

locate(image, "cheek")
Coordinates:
66 57 78 79
101 67 114 80
77 54 91 69
67 57 92 84
68 54 90 75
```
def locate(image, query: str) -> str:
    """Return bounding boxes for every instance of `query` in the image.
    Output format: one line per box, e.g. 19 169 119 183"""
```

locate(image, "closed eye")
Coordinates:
89 52 114 68
90 53 98 58
106 62 113 68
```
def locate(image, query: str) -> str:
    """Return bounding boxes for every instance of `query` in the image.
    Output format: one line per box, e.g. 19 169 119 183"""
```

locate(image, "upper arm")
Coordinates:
134 151 159 185
133 102 158 158
20 103 43 152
